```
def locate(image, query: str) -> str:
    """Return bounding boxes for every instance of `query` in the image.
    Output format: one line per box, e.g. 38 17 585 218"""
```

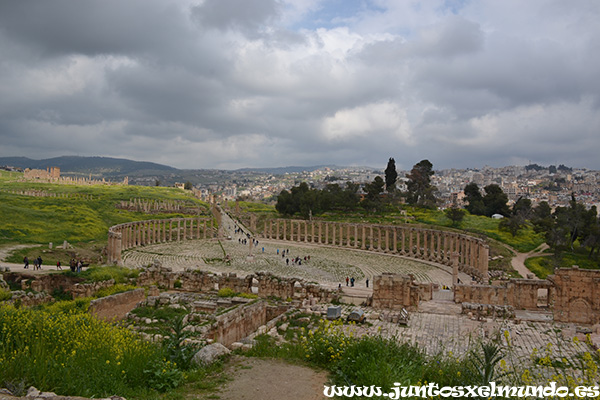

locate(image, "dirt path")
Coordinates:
510 243 549 279
205 356 329 400
0 244 60 275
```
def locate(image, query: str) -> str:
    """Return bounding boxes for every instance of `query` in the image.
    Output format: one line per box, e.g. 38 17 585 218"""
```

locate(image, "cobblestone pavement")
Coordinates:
331 300 589 360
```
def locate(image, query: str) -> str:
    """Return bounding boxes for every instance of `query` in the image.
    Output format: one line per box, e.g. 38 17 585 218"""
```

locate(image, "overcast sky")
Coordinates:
1 0 599 171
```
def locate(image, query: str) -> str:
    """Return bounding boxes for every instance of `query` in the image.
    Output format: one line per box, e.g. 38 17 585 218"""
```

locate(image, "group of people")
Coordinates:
23 255 85 272
23 256 43 270
69 258 84 273
342 276 369 288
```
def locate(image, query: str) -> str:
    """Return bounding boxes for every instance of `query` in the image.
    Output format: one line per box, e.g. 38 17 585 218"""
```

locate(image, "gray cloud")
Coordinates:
0 0 599 170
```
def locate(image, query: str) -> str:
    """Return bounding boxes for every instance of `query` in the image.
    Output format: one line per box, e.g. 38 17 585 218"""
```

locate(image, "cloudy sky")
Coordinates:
1 0 599 170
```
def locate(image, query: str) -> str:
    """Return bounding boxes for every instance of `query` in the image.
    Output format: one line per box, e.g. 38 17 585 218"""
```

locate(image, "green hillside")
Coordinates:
0 171 209 245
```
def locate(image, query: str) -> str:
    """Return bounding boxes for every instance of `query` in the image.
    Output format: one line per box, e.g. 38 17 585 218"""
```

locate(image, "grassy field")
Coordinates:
0 171 209 247
525 249 600 278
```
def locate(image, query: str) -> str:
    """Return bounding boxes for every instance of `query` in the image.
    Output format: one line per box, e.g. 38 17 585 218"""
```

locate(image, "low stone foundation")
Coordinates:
206 301 289 346
89 288 146 321
136 262 339 304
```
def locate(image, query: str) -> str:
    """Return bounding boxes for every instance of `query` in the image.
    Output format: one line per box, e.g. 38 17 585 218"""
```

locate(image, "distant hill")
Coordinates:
0 156 363 186
0 156 176 177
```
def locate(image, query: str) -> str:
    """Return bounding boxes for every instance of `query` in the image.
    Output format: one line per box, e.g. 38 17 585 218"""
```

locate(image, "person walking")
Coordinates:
37 256 43 270
366 278 369 288
346 277 349 286
56 260 62 270
23 256 29 269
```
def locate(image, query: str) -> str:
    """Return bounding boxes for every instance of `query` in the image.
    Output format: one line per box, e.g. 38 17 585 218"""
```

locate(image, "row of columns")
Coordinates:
262 219 489 281
108 218 212 265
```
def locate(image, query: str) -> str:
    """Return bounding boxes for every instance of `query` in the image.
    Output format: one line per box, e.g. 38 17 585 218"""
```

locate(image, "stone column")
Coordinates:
361 225 366 249
436 231 442 261
423 231 428 258
481 243 489 281
311 222 315 243
203 220 207 239
393 228 398 252
282 220 287 241
304 221 308 242
415 230 421 258
369 226 374 250
429 231 435 260
331 223 336 246
408 229 414 256
452 252 459 286
319 222 323 244
400 228 406 254
354 225 358 248
325 223 329 244
275 220 280 240
141 222 146 245
177 220 181 241
385 228 390 252
377 227 382 251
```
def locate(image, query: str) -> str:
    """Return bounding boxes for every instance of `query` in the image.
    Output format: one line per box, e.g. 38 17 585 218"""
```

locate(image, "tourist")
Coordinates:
37 256 43 270
23 256 29 269
366 278 369 288
350 277 355 287
277 249 279 255
76 260 82 273
346 277 349 286
69 258 76 272
56 260 62 270
286 258 289 265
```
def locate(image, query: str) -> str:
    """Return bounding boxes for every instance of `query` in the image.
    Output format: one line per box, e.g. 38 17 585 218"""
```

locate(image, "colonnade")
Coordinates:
107 217 213 265
262 219 489 281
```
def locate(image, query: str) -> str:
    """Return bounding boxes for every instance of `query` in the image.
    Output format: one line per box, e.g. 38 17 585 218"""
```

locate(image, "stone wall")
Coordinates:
136 263 339 304
89 288 146 321
550 267 600 325
261 219 489 282
371 273 423 310
452 267 600 325
3 273 117 299
454 279 552 310
208 301 266 346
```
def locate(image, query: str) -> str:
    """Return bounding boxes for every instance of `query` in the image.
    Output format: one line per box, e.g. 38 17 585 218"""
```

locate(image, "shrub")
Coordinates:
94 284 138 298
0 288 12 302
0 304 179 398
217 287 236 297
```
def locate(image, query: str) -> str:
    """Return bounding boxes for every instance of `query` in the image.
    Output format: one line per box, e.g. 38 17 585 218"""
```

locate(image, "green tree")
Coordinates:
384 157 398 192
362 176 385 212
464 183 485 215
500 197 532 237
445 206 466 227
183 181 192 190
482 184 509 217
405 159 437 208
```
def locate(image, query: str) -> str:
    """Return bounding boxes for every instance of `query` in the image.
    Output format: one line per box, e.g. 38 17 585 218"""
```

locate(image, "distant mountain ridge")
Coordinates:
0 156 351 186
0 156 176 176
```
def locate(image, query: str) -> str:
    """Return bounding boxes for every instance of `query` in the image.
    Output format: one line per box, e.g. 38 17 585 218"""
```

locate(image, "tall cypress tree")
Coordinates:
384 157 398 192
